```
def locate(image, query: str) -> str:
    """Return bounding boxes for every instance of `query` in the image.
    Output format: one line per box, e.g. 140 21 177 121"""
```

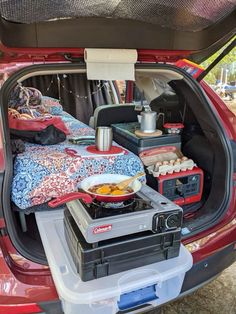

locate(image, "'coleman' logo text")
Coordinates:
93 224 112 234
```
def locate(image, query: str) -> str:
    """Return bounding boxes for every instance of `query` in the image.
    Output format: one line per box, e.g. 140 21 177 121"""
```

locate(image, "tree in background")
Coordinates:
201 36 236 85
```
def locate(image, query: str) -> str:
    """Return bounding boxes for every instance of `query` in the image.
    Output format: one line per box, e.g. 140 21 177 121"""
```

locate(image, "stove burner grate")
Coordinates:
80 196 154 219
92 198 135 209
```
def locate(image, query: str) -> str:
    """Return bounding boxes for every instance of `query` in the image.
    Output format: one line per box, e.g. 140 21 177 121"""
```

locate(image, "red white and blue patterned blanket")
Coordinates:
11 109 144 210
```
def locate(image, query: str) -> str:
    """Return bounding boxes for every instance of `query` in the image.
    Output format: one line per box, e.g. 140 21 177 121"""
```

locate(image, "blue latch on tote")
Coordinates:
118 284 158 311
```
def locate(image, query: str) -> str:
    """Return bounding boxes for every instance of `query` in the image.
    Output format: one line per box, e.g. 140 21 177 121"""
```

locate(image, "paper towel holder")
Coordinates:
84 48 138 81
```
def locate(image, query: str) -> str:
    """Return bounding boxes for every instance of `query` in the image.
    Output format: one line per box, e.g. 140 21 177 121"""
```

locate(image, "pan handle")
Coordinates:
48 192 93 208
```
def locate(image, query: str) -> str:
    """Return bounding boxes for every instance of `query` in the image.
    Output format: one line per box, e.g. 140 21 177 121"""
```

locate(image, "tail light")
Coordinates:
0 303 42 314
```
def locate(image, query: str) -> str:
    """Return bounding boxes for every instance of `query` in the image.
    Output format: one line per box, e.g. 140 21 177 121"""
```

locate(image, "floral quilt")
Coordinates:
11 109 144 210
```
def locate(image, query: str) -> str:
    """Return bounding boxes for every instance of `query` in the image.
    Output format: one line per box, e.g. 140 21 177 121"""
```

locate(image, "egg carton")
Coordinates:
147 157 196 177
139 146 183 167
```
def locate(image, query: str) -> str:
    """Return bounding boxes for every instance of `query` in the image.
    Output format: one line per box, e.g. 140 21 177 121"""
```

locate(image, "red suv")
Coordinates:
0 2 235 314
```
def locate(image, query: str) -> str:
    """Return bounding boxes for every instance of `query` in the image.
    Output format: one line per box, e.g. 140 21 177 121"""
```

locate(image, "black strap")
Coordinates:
197 38 236 82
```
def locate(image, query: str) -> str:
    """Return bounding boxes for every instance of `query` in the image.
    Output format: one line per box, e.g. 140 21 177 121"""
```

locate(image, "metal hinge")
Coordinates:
64 54 84 63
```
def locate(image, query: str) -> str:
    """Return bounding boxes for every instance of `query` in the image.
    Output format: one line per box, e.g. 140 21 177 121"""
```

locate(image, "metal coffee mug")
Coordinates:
95 126 113 151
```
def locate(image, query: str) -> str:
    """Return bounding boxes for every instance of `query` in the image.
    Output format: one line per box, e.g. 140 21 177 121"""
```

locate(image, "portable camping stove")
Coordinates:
66 184 183 243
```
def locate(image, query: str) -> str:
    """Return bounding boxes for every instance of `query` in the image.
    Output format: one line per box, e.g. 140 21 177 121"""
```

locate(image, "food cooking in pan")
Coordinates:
88 183 133 196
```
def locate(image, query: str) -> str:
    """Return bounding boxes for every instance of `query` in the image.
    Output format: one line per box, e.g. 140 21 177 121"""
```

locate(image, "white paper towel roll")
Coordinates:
84 48 137 81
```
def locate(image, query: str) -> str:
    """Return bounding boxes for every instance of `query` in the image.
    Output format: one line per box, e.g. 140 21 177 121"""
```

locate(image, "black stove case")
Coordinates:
64 209 181 282
112 122 181 155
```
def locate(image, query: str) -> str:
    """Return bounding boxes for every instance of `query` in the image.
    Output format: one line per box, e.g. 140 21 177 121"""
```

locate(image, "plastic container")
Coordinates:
163 123 184 135
35 210 192 314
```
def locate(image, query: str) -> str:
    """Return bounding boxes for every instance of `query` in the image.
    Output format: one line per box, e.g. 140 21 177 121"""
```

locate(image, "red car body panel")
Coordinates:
0 44 192 63
0 49 235 309
201 81 236 140
0 236 58 305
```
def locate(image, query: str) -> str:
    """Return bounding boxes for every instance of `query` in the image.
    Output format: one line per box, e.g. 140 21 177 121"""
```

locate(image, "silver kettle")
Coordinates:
140 111 157 133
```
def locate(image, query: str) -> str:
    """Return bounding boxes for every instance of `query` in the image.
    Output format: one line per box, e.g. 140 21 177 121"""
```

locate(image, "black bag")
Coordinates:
10 124 66 145
10 139 26 154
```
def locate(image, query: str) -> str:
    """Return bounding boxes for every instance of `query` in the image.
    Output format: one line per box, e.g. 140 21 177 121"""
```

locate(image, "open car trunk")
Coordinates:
0 2 234 312
0 0 234 64
0 62 232 264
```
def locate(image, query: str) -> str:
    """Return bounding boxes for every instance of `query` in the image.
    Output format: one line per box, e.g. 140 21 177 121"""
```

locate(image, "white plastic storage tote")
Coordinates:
36 210 193 314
